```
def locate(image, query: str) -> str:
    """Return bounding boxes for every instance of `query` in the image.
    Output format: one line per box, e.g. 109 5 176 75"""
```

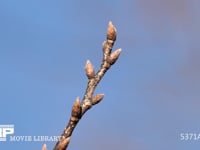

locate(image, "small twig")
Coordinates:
42 21 122 150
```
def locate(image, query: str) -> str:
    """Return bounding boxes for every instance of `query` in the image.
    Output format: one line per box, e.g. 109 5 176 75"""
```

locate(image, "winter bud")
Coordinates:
85 60 95 79
92 94 104 105
71 97 81 118
107 21 116 41
42 144 47 150
108 48 122 65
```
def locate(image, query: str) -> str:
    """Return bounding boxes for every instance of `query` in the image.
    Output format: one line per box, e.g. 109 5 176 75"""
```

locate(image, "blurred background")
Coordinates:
0 0 200 149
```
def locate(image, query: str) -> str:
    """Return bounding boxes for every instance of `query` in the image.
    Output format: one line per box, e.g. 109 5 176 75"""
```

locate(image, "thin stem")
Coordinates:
50 21 121 150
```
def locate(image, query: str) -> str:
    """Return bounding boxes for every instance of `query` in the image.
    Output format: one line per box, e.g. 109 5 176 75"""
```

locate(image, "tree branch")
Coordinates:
42 21 122 150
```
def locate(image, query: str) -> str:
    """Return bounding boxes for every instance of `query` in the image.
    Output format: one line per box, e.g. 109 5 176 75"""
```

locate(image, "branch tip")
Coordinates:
107 21 116 41
85 60 95 79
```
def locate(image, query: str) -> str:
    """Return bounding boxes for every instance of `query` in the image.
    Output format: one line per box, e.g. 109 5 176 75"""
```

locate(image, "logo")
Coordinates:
0 124 60 142
0 125 14 141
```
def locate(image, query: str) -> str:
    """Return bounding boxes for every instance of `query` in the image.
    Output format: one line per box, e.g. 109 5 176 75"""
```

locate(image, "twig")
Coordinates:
42 21 122 150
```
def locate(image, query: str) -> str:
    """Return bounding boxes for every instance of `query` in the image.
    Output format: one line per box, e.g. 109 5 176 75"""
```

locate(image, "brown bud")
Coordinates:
107 21 116 41
42 144 47 150
92 94 104 105
85 60 95 79
102 41 107 52
71 97 81 118
108 48 122 65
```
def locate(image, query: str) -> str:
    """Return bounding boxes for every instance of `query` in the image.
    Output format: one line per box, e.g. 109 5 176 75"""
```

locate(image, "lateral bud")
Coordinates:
92 94 104 105
107 21 116 42
42 144 47 150
71 97 81 118
85 60 95 79
102 41 107 52
108 48 122 65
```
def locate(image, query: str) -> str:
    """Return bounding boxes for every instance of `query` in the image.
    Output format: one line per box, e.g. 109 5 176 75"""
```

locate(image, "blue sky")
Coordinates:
1 0 200 150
